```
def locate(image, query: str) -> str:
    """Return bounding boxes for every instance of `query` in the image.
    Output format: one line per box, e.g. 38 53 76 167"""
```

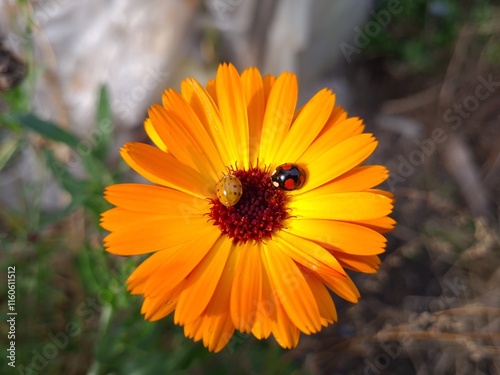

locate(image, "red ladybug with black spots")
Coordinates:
271 163 306 191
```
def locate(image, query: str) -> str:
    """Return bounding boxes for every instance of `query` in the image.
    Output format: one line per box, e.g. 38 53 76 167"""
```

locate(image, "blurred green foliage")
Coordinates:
367 0 496 72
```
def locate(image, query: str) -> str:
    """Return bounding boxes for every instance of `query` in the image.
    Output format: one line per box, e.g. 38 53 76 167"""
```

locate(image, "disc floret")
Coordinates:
209 167 290 244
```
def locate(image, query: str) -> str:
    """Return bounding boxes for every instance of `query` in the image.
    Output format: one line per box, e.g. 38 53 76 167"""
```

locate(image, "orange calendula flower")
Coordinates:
101 63 395 352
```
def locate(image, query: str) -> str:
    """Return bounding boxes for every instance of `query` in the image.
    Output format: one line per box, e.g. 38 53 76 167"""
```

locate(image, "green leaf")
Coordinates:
16 113 80 147
43 149 87 197
97 85 112 125
0 136 21 171
0 85 30 115
81 152 114 186
93 85 114 158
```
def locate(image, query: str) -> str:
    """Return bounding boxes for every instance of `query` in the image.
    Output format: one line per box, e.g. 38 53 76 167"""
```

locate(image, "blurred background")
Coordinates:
1 0 499 374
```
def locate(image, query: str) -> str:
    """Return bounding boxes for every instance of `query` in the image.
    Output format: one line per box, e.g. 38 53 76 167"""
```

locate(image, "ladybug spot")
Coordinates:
284 178 295 190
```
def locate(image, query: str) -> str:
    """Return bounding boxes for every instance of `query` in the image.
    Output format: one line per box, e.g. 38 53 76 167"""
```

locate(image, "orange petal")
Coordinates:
285 219 387 255
270 298 300 349
251 243 275 340
126 249 172 291
241 67 265 165
368 188 395 201
149 103 210 174
352 216 397 234
205 78 217 106
263 240 322 334
254 255 297 348
304 273 337 326
259 72 297 164
101 206 203 231
230 242 262 333
262 73 276 103
104 184 208 216
275 231 347 277
183 244 238 352
180 78 233 167
318 272 360 303
175 236 233 325
103 212 214 256
317 105 349 137
298 133 378 193
298 117 365 165
274 88 335 163
127 227 221 297
332 252 381 274
295 165 389 196
200 312 235 353
141 281 184 321
201 248 238 353
161 90 226 175
121 142 213 199
290 191 394 221
184 315 204 342
144 118 167 151
216 63 250 168
185 312 234 352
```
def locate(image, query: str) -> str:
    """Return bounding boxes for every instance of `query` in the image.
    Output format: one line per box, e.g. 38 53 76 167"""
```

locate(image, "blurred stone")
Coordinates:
375 114 424 139
0 0 197 210
211 0 373 104
30 0 196 134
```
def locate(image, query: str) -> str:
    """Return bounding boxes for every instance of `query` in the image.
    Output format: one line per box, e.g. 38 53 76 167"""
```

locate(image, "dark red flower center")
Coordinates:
208 167 290 244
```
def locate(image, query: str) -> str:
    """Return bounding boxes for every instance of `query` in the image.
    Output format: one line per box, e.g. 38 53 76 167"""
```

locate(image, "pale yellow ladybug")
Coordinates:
216 175 243 207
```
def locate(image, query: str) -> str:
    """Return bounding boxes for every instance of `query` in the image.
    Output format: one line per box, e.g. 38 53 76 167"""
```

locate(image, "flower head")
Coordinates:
101 63 395 352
